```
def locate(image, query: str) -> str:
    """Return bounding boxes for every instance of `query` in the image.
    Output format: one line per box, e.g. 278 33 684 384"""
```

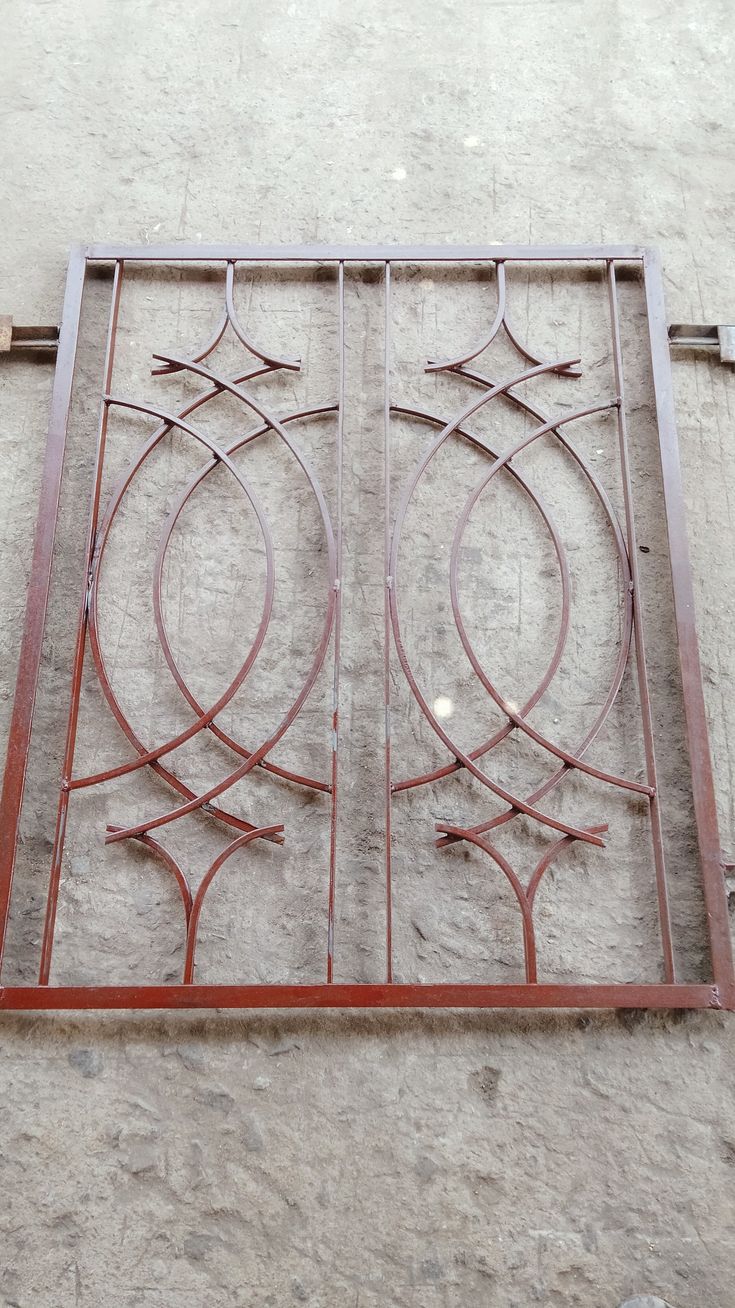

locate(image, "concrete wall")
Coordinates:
1 2 734 1305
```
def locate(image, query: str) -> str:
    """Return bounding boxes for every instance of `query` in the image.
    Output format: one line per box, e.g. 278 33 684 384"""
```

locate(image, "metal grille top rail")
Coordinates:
0 243 732 1011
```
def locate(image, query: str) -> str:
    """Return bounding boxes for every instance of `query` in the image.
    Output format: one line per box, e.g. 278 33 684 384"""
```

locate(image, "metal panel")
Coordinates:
0 244 731 1011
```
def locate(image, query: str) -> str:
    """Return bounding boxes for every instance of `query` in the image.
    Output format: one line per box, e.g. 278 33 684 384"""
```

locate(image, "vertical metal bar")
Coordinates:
327 262 345 982
384 262 393 983
0 247 87 974
642 247 735 1003
38 260 124 984
607 260 675 983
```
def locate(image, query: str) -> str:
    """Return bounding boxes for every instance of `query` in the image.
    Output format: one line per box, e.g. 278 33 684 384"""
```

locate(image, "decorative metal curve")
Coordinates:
75 399 276 788
434 366 642 848
438 821 537 981
32 268 334 983
426 262 582 378
387 277 664 983
393 375 639 812
387 359 606 848
152 404 337 794
107 825 193 924
151 305 229 377
224 262 300 371
154 260 300 376
183 824 285 983
390 406 573 794
104 356 338 845
389 400 642 802
82 371 335 813
448 411 653 795
82 363 279 837
437 822 609 983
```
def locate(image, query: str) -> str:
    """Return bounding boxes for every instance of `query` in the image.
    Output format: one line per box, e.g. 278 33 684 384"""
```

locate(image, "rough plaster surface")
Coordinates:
1 2 734 1305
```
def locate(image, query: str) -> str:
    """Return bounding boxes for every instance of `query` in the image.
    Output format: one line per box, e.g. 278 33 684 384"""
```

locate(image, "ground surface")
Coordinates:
1 2 735 1305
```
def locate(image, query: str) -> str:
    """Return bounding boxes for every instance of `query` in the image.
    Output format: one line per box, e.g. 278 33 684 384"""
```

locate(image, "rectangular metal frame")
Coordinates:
0 242 732 1011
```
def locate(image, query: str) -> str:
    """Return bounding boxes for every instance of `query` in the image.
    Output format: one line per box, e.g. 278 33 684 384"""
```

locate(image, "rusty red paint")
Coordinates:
0 982 725 1011
0 244 732 1012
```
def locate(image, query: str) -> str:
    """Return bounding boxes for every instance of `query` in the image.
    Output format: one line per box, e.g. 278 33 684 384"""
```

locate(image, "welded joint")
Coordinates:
668 323 735 364
0 315 60 355
712 984 735 1012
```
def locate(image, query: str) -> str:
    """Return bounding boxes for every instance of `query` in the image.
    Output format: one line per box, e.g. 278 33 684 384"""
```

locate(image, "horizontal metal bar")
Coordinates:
84 243 647 264
669 323 720 347
0 317 59 354
668 323 735 363
0 982 724 1010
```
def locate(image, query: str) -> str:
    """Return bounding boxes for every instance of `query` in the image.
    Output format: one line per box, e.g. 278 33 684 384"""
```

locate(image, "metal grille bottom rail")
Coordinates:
0 984 724 1011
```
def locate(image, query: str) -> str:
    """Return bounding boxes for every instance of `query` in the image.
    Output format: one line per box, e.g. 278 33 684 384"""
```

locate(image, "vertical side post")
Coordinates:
384 262 393 983
39 260 124 983
327 262 344 981
0 247 87 972
607 260 675 983
642 247 735 1006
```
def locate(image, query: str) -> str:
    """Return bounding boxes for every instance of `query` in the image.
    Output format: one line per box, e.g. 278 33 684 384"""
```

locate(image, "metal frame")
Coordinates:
0 242 732 1012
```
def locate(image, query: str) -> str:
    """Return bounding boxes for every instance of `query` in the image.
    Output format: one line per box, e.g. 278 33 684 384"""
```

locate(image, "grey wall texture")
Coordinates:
1 2 734 1306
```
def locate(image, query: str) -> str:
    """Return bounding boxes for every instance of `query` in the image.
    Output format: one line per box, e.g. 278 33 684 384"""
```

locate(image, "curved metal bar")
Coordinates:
502 310 583 378
106 825 193 924
436 366 637 848
525 826 607 912
153 404 338 794
152 305 229 376
75 401 276 788
154 262 300 376
105 362 337 844
388 360 604 847
183 823 285 983
390 405 571 793
435 823 538 982
83 363 278 837
426 262 581 377
390 360 580 540
448 405 652 794
426 262 507 373
151 356 336 526
225 261 300 371
394 390 636 808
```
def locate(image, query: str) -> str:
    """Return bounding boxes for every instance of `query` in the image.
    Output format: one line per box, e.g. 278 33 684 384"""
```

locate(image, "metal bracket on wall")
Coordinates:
0 243 733 1013
0 315 60 355
668 323 735 364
